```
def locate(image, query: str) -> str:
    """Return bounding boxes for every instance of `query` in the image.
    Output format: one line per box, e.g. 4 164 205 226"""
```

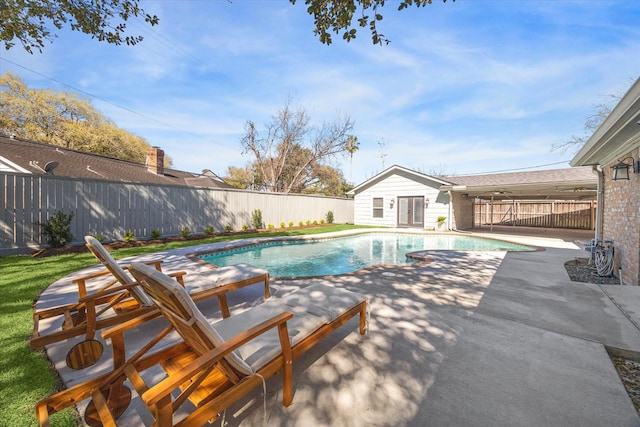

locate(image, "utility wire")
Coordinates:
0 56 236 151
460 160 571 176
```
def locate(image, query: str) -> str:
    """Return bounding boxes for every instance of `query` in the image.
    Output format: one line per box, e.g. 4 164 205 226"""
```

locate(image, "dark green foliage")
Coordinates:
326 210 334 224
39 211 74 248
251 209 263 229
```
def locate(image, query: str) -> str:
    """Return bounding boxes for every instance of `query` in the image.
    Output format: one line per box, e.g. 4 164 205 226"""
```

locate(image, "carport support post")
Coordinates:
490 195 494 232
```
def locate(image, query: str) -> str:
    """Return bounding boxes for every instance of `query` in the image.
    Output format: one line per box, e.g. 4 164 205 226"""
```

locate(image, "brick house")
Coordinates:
571 78 640 286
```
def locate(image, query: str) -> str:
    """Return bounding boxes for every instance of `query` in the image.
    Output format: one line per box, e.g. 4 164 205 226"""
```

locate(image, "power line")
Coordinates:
462 160 572 176
0 56 236 150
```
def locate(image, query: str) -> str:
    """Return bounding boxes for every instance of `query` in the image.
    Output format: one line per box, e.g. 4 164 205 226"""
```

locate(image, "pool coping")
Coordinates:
184 228 541 280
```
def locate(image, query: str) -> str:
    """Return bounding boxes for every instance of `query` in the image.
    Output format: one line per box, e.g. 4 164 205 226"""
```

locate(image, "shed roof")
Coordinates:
0 136 236 189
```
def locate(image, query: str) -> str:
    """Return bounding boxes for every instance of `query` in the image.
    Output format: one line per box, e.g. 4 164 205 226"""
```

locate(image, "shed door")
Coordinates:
397 196 424 228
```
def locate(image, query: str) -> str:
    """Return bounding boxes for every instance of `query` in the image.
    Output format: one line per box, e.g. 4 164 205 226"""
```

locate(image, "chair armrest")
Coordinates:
71 269 113 283
77 282 140 304
123 260 164 271
141 311 293 406
101 310 162 341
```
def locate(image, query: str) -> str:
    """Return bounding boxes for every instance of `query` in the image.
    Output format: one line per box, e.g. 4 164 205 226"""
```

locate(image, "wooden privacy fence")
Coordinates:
473 200 596 230
0 173 354 255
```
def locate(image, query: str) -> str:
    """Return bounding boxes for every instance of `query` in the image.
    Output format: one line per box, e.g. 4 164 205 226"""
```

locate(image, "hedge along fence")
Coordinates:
0 173 354 255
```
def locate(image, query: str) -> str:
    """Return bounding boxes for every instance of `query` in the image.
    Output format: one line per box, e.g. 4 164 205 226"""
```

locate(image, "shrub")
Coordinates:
93 233 105 243
320 219 325 224
180 227 190 238
288 221 294 227
326 210 334 224
267 224 275 229
242 224 249 231
251 209 263 229
312 220 318 225
280 222 285 228
39 210 74 248
204 226 215 235
224 225 233 232
150 229 162 239
298 221 304 227
123 230 135 242
305 220 311 226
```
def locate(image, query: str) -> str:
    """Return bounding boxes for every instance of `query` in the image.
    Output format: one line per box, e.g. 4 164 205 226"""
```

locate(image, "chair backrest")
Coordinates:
128 262 254 377
84 236 154 307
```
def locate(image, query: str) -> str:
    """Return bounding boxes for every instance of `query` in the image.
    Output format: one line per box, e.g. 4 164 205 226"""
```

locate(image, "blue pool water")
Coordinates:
198 233 534 278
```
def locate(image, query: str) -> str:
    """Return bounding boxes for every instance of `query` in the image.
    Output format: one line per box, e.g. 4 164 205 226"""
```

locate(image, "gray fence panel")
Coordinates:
0 173 354 255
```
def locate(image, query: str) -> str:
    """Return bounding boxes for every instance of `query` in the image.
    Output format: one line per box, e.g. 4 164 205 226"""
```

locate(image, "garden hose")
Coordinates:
594 242 614 277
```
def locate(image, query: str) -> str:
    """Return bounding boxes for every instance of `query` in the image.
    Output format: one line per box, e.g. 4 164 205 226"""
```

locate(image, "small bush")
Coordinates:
93 233 105 243
123 230 135 242
267 224 275 229
320 219 325 224
326 211 334 224
312 220 318 225
298 221 304 227
251 209 263 229
204 226 215 235
180 227 190 238
280 222 285 228
224 225 233 232
150 229 162 239
305 220 311 226
242 224 249 231
288 221 294 227
39 210 74 248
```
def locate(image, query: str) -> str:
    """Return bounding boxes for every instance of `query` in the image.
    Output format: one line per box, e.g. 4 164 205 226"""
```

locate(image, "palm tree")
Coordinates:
345 135 360 183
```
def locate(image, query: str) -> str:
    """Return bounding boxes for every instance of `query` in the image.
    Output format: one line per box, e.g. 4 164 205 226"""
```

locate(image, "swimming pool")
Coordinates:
198 232 534 278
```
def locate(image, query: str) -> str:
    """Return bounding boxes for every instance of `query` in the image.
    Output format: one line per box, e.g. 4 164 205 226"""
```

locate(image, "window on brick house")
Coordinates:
372 197 384 218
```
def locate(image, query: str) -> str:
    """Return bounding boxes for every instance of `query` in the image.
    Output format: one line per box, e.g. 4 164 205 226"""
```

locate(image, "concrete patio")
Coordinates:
36 228 640 426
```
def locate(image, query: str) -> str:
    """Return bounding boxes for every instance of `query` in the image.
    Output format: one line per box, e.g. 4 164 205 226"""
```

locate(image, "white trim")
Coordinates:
0 156 31 173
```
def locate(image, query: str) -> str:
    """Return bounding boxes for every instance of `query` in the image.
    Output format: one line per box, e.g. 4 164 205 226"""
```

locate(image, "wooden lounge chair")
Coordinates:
35 262 367 426
30 236 270 369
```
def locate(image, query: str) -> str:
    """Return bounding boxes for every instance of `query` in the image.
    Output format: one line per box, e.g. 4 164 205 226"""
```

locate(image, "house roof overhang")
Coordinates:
571 78 640 167
440 167 598 200
440 179 598 200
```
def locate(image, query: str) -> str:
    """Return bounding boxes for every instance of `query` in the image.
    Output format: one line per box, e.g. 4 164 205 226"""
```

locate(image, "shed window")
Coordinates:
372 197 384 218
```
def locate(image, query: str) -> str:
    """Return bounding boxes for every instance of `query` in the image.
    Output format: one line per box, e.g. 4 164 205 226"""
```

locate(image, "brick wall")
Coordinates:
602 152 640 286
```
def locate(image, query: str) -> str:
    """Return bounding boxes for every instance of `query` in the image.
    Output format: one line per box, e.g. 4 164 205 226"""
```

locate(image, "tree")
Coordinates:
345 134 359 183
290 0 453 45
0 72 170 165
224 165 259 190
1 0 158 53
553 97 619 154
238 101 355 194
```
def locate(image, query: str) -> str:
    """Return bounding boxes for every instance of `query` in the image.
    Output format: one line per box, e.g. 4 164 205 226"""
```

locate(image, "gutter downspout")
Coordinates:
593 165 604 241
447 191 453 230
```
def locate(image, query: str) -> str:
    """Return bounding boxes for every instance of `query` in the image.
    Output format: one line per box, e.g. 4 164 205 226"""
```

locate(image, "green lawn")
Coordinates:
0 224 371 426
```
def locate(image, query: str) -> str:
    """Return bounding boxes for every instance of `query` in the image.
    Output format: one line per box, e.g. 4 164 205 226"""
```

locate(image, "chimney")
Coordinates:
146 146 164 175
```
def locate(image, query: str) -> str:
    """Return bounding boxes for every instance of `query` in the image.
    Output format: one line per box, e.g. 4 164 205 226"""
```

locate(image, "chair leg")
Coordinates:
359 302 367 335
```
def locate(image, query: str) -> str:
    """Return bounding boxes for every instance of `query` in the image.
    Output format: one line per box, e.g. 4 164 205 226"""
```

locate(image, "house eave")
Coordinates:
571 77 640 167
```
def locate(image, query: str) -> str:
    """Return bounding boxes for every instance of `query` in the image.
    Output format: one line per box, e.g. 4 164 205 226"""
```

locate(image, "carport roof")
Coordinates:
441 166 597 200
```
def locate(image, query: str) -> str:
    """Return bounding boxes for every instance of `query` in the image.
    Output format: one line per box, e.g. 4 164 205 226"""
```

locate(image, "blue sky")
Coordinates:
1 0 639 185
